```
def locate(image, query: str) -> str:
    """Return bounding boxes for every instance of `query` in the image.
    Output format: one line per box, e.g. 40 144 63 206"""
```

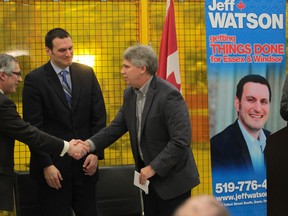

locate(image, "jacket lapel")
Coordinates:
140 77 157 136
234 121 254 172
130 90 138 143
45 62 71 109
69 64 80 110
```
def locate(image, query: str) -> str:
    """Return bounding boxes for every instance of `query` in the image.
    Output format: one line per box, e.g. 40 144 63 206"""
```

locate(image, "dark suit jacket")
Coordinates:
89 76 200 200
210 120 270 173
265 126 288 216
280 75 288 121
0 93 65 176
22 61 106 183
0 93 65 210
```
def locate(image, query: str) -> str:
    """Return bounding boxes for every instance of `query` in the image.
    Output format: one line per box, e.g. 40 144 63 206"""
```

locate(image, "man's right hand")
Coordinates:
44 165 63 190
67 139 90 159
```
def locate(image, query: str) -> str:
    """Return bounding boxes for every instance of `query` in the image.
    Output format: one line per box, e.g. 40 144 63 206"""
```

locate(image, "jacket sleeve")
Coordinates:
89 69 107 159
0 97 64 155
90 105 128 155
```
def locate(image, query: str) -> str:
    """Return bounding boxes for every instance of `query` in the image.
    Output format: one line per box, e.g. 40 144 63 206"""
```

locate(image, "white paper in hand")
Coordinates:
133 171 150 194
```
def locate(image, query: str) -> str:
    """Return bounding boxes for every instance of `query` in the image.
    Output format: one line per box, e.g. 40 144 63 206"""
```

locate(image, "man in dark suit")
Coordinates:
22 28 106 216
280 75 288 121
85 44 200 216
0 53 89 212
210 74 271 175
266 125 288 216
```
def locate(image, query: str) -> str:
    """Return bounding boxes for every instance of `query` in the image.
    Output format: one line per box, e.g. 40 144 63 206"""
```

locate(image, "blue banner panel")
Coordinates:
205 0 286 215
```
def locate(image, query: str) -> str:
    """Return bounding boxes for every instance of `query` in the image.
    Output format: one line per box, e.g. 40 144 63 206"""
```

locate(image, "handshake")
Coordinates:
67 139 91 160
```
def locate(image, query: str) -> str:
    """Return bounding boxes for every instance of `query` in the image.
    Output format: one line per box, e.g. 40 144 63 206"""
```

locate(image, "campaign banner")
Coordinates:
205 0 286 215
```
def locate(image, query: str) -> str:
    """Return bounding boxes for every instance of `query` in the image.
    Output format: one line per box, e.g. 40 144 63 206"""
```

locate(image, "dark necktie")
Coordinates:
60 70 72 107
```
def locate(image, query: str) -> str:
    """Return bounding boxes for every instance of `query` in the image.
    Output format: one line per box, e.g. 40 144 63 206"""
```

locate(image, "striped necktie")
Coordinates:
60 70 72 107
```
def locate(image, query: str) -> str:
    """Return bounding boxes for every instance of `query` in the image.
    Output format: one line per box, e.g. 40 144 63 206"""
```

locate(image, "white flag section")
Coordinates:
158 0 181 91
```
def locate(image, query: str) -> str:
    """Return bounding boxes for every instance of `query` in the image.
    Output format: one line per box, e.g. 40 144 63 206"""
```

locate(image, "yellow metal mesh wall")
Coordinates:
2 0 140 171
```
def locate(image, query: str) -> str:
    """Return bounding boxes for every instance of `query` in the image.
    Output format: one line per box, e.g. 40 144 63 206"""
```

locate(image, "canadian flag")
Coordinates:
158 0 181 91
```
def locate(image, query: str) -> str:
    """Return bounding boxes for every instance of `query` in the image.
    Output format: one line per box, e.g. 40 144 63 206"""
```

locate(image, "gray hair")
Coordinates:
122 44 158 75
0 54 18 76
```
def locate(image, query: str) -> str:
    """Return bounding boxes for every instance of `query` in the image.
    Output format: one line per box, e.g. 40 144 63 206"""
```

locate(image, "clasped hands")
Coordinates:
67 139 90 160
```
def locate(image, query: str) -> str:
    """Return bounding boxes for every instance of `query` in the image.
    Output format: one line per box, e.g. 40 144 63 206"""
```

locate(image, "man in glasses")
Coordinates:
0 53 89 212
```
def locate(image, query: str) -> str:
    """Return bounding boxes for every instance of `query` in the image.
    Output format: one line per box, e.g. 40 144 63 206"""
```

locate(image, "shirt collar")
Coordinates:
0 89 3 94
135 76 153 96
237 119 266 151
50 61 70 75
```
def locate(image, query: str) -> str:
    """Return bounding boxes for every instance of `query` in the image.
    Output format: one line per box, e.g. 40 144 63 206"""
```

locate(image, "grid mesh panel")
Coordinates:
1 0 139 171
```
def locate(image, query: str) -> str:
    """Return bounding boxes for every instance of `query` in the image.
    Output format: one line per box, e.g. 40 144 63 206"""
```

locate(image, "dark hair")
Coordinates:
236 74 272 102
45 28 71 50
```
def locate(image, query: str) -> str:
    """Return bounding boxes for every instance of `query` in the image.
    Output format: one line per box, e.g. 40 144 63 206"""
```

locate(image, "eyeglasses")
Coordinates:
12 71 22 77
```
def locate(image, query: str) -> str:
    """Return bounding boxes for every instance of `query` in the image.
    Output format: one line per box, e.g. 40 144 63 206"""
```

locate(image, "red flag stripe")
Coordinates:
158 0 181 91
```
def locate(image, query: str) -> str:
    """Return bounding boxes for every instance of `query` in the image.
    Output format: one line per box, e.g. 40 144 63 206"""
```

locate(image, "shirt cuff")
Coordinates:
60 141 70 157
86 139 96 152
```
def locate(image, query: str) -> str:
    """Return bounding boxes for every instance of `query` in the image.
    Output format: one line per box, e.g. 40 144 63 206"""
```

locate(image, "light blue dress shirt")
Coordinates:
238 119 266 175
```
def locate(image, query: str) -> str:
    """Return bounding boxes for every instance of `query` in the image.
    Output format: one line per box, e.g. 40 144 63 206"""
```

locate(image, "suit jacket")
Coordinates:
0 93 66 210
89 76 200 200
0 93 64 176
22 61 106 183
210 120 270 173
265 126 288 216
280 75 288 121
